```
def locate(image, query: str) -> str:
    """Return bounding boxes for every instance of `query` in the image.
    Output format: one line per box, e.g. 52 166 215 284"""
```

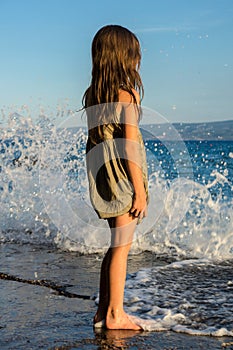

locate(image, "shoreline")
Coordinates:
0 244 232 349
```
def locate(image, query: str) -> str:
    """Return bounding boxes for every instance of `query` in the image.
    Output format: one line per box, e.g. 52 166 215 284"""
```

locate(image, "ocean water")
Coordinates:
0 111 233 337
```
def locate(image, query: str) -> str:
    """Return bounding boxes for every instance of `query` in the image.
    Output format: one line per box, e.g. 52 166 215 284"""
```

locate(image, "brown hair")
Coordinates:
83 25 144 142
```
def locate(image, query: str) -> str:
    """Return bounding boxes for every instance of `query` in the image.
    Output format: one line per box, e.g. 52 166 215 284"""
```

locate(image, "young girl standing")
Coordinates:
83 25 148 330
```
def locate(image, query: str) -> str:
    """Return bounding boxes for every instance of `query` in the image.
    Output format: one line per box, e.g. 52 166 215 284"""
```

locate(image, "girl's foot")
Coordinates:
93 309 107 328
93 318 106 328
106 311 142 330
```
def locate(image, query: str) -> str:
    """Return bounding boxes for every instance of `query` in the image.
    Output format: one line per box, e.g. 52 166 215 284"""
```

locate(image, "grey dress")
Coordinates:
86 115 148 219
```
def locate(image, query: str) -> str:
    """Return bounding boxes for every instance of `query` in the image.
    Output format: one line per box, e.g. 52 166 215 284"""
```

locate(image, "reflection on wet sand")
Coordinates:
94 328 143 348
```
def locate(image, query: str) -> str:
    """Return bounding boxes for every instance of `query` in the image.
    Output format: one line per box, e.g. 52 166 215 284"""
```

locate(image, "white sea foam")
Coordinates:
123 260 233 336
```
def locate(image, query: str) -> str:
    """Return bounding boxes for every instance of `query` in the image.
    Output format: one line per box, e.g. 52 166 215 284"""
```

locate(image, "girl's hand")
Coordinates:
130 190 148 220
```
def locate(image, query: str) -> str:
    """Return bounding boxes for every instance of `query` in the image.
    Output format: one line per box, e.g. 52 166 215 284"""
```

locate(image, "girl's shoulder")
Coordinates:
118 88 140 105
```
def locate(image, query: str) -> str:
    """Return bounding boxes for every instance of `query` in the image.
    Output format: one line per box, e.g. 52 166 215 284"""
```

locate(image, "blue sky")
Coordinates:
0 0 233 123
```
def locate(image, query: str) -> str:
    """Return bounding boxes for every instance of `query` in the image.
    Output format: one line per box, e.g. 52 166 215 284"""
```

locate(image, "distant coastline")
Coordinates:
1 114 232 141
141 119 233 141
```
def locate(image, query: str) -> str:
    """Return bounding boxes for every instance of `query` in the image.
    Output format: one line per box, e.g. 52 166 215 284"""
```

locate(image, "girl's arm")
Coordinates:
119 89 147 219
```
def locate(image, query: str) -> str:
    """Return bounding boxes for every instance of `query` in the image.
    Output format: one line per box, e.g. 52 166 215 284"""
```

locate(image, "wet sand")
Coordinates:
0 244 232 350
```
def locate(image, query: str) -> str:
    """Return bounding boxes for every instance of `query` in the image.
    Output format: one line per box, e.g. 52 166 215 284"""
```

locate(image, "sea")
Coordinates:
0 109 233 337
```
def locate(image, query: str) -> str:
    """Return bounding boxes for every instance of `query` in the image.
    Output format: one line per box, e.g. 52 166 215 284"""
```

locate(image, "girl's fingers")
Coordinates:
139 205 147 220
130 206 147 220
130 207 136 215
134 209 140 217
130 208 140 218
130 202 147 219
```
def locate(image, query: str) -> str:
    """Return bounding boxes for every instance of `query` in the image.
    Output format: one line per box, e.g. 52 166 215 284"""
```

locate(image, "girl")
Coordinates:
83 25 148 330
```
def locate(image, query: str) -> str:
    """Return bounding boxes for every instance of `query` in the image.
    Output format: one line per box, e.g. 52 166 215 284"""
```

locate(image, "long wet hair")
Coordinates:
83 25 144 142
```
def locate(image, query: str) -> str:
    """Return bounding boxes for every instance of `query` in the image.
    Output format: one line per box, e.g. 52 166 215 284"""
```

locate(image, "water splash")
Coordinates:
0 110 232 260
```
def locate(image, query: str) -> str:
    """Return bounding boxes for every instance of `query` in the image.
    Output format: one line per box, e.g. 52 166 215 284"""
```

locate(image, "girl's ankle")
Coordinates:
107 307 125 320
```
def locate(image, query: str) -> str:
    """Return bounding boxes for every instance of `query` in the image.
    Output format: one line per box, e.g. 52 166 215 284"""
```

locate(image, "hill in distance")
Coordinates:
141 119 233 141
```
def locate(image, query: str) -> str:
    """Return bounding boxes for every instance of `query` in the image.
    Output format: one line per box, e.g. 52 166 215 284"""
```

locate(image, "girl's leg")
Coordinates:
93 214 134 323
94 212 129 323
93 248 111 323
105 212 141 330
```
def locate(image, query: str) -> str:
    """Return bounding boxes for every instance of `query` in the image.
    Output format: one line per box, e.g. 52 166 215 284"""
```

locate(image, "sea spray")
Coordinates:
0 108 232 260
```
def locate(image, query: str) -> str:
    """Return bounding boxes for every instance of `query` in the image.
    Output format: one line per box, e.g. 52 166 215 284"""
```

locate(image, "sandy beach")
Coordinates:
0 244 232 350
